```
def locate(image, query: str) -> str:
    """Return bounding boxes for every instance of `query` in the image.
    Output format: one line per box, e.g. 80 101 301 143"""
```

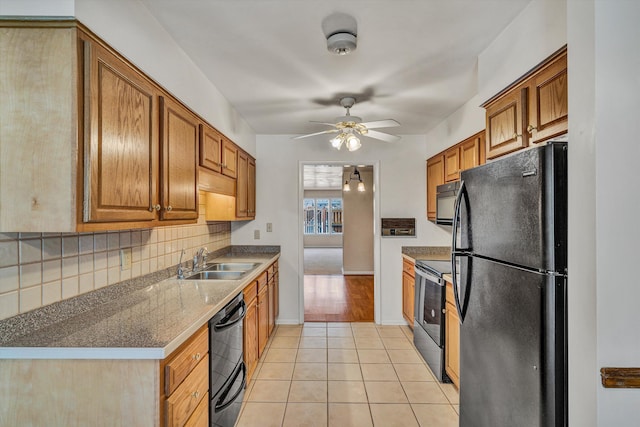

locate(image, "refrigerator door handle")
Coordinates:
451 179 467 323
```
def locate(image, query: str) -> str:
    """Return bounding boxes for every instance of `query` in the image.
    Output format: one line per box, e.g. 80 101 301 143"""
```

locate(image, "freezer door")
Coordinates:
459 142 567 272
459 257 566 427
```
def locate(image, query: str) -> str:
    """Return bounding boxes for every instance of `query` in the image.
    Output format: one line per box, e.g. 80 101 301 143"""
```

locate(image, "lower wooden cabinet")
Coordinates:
445 281 460 389
257 282 269 357
402 258 415 327
243 285 259 383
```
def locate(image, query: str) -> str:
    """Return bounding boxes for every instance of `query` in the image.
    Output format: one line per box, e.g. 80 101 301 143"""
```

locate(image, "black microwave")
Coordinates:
435 181 460 225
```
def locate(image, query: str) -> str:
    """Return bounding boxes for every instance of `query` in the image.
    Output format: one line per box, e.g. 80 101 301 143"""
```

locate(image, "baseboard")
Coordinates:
380 319 411 326
342 270 374 275
275 319 302 325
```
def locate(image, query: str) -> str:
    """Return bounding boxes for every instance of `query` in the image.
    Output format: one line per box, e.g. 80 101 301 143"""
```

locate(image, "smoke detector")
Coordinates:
327 31 357 55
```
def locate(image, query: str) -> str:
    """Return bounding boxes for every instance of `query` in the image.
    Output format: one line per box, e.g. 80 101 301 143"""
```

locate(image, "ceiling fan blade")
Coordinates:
359 119 400 129
363 129 401 143
292 129 340 140
309 121 339 126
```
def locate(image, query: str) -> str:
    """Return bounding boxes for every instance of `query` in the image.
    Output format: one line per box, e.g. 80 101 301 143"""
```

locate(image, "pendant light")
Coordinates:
343 167 365 192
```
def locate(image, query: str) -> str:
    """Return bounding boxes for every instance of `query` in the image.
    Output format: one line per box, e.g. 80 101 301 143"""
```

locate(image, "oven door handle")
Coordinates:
214 361 246 413
214 300 246 332
414 267 443 285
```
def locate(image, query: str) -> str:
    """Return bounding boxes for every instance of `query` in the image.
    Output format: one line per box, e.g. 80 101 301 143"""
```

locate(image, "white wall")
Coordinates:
0 0 256 155
232 134 428 324
593 1 640 424
342 168 373 273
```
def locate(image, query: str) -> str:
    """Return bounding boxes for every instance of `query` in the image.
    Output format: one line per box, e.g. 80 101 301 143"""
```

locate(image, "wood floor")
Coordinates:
304 275 374 322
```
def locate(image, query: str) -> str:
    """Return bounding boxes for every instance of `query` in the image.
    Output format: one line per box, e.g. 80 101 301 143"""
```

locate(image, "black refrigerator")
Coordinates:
451 141 568 427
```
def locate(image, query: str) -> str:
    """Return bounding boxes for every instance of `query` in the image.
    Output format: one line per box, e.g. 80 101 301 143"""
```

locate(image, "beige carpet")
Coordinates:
303 248 343 275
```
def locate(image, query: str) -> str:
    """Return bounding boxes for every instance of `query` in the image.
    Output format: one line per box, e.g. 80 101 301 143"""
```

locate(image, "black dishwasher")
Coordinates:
209 292 246 427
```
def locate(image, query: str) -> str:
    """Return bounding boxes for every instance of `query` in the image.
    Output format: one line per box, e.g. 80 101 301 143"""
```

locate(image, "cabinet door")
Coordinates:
485 87 528 159
274 271 279 318
236 151 248 218
247 157 256 218
221 138 238 178
459 131 485 172
243 296 258 383
160 96 199 220
199 124 222 173
426 154 445 221
402 271 415 327
527 52 568 144
83 39 159 222
444 146 460 182
257 285 269 357
268 278 275 336
445 301 460 388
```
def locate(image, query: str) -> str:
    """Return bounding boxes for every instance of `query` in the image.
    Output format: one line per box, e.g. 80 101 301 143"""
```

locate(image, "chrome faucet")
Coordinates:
177 249 186 279
192 247 209 272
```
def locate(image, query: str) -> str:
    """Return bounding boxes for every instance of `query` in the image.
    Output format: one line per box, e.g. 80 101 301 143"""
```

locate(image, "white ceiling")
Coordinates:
140 0 531 136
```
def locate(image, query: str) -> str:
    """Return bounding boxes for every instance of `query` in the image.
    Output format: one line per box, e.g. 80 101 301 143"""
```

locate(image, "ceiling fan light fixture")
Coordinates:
330 134 344 149
345 134 361 151
327 32 357 55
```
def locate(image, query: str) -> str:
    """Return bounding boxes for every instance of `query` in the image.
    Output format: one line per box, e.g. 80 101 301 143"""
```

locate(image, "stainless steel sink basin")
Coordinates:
204 262 259 272
186 271 247 281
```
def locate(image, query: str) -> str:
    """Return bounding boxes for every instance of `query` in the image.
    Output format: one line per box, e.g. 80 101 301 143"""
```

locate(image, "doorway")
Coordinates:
301 163 376 322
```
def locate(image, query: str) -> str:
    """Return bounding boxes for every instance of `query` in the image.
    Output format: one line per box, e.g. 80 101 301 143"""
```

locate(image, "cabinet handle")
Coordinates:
192 391 200 399
148 204 161 212
166 206 172 212
192 352 201 361
527 125 537 133
512 133 522 140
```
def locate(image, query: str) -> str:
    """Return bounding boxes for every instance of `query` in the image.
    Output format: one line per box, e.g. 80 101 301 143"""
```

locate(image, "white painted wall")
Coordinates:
231 135 428 324
342 168 373 273
592 1 640 424
0 0 256 155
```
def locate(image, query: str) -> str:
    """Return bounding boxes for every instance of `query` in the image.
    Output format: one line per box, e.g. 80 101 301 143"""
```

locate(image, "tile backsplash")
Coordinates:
0 197 231 321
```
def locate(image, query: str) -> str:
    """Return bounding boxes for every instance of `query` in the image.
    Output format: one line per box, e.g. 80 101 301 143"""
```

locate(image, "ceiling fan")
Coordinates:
293 97 401 151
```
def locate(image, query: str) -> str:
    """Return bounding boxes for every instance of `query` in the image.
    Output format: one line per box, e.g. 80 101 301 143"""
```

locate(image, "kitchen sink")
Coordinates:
186 271 247 281
204 262 260 272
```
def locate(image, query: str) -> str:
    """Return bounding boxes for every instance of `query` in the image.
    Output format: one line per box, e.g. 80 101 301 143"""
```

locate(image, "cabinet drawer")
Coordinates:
257 271 268 291
165 327 208 396
402 259 415 277
165 354 209 427
243 282 257 304
183 391 209 427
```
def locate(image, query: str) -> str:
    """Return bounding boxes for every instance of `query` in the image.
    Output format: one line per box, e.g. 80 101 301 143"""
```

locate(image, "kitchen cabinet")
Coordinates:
483 46 567 159
460 131 486 173
402 258 415 327
257 272 269 357
445 280 460 388
159 95 200 221
199 124 238 179
243 282 259 383
82 36 160 223
426 155 445 221
221 138 238 179
247 157 256 218
267 261 279 336
236 151 248 218
444 146 461 182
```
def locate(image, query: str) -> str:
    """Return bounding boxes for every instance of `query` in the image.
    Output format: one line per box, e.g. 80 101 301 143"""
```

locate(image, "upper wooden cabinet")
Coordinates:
159 96 199 220
236 151 249 218
483 47 567 159
444 146 460 183
426 154 445 221
82 37 159 223
459 130 486 173
199 125 223 174
221 139 238 179
247 157 256 218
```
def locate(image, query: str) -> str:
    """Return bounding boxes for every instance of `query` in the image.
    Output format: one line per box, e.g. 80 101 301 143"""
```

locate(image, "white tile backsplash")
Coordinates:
0 196 232 320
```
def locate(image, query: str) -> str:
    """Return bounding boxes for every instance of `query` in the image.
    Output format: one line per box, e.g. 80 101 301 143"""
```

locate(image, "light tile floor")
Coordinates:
235 322 459 427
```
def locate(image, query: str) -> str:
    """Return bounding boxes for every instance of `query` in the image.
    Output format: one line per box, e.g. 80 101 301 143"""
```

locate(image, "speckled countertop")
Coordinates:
401 246 451 262
0 246 279 360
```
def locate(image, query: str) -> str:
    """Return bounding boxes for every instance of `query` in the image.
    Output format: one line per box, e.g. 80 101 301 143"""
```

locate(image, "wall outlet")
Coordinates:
254 229 260 240
266 223 272 232
120 248 132 271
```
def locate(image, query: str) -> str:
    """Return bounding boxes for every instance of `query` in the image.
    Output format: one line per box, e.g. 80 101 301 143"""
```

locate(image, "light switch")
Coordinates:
266 223 272 232
254 230 260 240
120 248 132 271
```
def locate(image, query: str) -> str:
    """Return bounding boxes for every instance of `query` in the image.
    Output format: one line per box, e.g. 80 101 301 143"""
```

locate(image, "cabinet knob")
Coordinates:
166 205 172 212
192 390 200 399
527 124 537 133
148 204 161 212
192 352 201 361
512 133 522 140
